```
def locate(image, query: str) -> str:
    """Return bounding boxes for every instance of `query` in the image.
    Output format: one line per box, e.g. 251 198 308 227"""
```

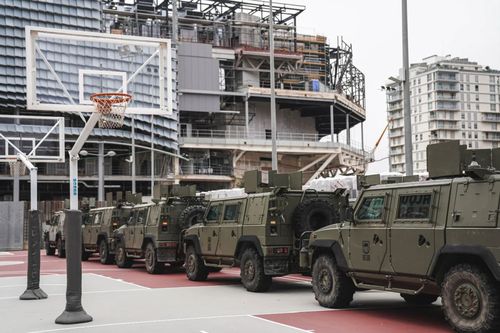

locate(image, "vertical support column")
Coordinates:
20 164 47 300
402 0 413 175
245 96 249 137
151 115 155 196
269 0 278 172
55 210 92 324
330 104 335 141
131 116 136 193
98 143 104 202
13 169 19 202
361 121 365 153
346 112 351 146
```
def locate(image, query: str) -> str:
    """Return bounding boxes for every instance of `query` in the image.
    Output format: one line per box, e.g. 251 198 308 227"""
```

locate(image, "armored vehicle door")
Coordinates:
146 204 160 238
133 207 149 249
389 187 438 276
216 199 246 258
199 202 222 256
348 190 390 272
83 212 99 245
451 179 500 228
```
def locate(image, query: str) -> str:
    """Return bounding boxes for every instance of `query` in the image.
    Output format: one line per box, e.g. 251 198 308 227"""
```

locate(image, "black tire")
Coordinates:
208 267 223 273
145 242 164 274
401 293 438 305
81 250 91 261
99 239 113 265
312 254 354 308
115 242 133 268
292 199 339 238
442 264 500 333
179 205 206 229
240 248 272 292
56 238 66 258
185 245 208 281
45 239 55 256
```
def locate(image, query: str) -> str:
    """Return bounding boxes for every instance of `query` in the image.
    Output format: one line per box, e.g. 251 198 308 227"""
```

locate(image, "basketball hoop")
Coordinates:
9 159 27 177
90 92 132 129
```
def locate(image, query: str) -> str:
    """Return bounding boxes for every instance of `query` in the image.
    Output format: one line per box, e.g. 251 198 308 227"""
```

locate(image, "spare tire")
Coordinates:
179 205 206 229
292 198 339 238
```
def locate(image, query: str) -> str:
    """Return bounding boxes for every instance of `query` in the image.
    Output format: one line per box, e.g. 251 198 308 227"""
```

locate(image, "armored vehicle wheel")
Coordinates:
312 254 354 308
442 264 500 333
45 239 55 256
400 293 438 305
185 246 208 281
115 242 133 268
179 205 206 229
145 242 165 274
99 239 113 265
293 199 339 238
56 238 65 258
81 250 91 261
240 248 272 292
208 267 222 273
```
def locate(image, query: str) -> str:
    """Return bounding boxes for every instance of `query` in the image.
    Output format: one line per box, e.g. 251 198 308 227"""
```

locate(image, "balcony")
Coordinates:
435 83 459 92
387 92 403 102
435 94 459 102
388 103 403 111
436 73 458 82
483 115 500 122
179 129 368 157
433 102 460 111
429 121 458 130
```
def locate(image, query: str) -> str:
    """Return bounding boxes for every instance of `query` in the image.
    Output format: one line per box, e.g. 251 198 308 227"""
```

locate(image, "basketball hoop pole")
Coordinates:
15 153 48 301
55 112 99 325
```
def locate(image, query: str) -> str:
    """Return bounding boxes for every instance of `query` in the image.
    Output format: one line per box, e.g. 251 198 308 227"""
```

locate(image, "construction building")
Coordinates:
386 55 500 173
0 0 368 201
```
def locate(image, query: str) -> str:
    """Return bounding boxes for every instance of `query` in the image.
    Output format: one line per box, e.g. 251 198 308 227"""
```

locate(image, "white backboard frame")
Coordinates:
25 26 173 115
0 115 65 163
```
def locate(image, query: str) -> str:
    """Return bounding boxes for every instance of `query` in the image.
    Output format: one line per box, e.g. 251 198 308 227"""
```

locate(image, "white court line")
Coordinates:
27 313 254 333
249 315 313 332
0 252 14 256
0 284 65 288
86 273 151 290
0 288 146 301
0 261 25 266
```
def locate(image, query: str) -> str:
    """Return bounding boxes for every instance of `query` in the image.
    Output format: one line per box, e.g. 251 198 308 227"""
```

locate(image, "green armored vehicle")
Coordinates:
113 186 205 274
44 211 66 258
183 171 349 292
81 205 131 263
302 141 500 333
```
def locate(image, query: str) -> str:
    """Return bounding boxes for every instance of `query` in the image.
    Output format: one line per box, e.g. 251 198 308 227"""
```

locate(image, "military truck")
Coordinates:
183 171 349 292
81 205 131 263
44 211 66 258
302 141 500 333
113 186 205 274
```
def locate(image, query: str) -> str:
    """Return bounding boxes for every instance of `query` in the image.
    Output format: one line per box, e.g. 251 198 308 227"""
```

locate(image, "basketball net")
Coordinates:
90 92 132 129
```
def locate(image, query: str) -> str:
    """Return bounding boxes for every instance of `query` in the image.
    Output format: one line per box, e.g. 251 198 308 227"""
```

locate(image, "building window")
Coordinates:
460 84 464 91
490 85 496 93
490 76 496 83
475 94 480 101
462 132 466 138
474 133 478 139
467 103 471 110
474 123 478 129
466 84 470 91
491 104 497 112
476 104 480 110
461 113 465 119
466 74 470 82
491 95 496 102
427 73 432 81
475 85 479 92
475 75 479 83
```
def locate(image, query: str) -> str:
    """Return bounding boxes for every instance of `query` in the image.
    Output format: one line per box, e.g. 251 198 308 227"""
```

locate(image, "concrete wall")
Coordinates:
241 101 317 134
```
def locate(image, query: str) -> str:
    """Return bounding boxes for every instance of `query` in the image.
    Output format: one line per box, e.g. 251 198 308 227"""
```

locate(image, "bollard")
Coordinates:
55 210 92 324
20 210 47 300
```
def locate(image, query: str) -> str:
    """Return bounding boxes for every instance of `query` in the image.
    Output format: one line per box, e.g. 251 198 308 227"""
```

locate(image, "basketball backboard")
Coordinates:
25 26 173 115
0 115 65 163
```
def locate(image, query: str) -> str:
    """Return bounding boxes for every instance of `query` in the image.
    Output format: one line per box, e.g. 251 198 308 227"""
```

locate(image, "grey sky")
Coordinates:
287 0 500 173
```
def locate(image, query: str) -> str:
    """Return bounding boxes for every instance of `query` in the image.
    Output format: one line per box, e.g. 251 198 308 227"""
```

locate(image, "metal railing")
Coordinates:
180 128 368 154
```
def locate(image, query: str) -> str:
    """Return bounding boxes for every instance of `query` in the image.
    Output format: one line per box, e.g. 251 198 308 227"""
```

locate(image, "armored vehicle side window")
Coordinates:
223 204 240 222
356 196 385 221
397 194 432 220
93 212 102 225
137 209 148 224
206 204 222 223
